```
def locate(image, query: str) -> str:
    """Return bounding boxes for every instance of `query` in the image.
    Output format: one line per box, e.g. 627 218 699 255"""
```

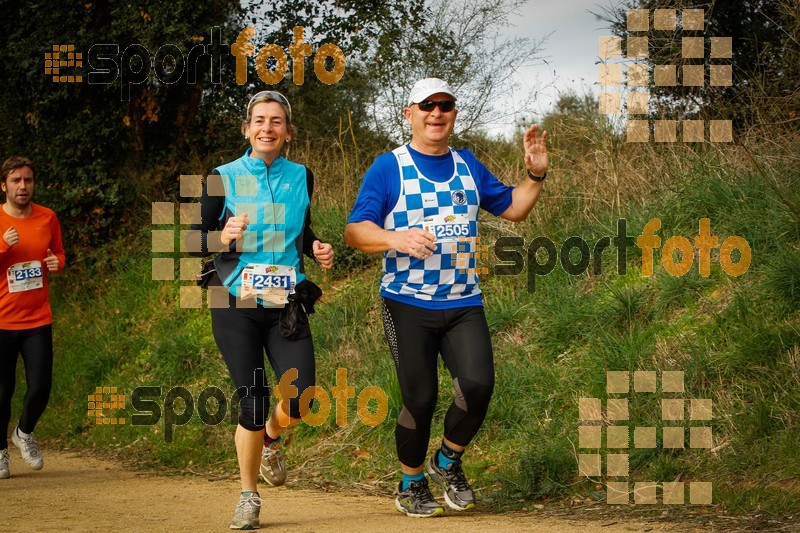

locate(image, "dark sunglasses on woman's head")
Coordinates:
247 90 292 118
415 99 456 112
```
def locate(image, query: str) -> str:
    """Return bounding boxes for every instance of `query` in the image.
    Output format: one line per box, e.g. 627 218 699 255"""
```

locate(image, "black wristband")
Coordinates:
527 169 547 182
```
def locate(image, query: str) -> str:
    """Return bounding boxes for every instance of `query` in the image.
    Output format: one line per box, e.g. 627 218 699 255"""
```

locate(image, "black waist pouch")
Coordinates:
280 279 323 340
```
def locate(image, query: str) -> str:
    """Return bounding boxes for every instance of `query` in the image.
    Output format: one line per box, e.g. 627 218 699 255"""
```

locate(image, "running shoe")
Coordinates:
11 428 43 470
426 455 475 511
394 478 445 517
229 492 262 530
259 443 286 486
0 449 9 479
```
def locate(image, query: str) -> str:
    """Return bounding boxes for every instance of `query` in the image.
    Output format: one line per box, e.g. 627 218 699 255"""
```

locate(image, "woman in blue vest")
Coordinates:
191 91 333 529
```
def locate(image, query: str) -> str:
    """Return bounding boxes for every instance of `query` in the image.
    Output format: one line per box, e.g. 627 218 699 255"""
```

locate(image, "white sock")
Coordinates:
16 427 31 439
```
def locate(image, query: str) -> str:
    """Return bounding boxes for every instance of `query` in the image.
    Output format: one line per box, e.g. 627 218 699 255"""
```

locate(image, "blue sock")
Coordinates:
436 442 463 469
401 472 425 491
264 433 281 448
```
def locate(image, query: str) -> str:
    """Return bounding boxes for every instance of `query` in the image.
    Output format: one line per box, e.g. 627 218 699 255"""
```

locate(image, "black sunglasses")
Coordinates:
415 99 456 112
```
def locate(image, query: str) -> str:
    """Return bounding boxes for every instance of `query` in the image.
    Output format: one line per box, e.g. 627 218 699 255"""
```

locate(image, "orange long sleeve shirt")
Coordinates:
0 203 66 330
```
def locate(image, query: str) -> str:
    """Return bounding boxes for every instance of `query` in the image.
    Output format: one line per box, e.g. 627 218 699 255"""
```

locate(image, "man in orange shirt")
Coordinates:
0 156 65 479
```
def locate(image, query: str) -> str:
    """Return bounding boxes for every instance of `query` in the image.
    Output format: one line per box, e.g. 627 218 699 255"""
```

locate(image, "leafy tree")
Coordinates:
0 0 243 245
367 0 545 141
0 0 443 248
238 0 428 148
0 0 545 248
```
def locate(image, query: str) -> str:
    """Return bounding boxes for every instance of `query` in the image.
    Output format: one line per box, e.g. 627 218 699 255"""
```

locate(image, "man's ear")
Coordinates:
403 107 412 123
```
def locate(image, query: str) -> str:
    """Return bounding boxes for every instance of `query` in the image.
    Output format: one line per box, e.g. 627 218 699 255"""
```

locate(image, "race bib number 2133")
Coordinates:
7 261 44 293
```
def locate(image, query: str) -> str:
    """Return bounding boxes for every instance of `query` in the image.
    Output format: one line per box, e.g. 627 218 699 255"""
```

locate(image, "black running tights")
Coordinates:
381 298 494 468
0 325 53 449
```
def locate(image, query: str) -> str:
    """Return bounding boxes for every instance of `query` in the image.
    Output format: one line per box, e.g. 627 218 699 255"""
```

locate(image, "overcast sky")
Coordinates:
492 0 619 134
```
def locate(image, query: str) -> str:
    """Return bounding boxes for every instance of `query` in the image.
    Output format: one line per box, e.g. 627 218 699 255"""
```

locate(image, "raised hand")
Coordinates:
523 124 548 178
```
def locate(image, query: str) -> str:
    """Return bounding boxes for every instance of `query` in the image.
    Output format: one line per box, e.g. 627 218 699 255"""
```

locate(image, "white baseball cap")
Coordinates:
407 78 457 105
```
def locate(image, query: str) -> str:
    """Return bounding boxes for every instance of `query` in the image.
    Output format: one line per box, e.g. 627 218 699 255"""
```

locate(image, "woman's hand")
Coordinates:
220 213 249 246
312 240 334 269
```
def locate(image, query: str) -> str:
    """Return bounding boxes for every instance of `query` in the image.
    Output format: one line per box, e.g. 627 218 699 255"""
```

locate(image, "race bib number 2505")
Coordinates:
423 213 471 242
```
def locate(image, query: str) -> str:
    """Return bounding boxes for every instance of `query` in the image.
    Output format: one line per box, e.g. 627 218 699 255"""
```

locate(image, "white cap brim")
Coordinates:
407 78 457 105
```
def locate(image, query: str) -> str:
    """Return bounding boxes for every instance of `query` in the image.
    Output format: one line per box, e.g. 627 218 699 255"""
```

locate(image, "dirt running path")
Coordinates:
1 451 684 532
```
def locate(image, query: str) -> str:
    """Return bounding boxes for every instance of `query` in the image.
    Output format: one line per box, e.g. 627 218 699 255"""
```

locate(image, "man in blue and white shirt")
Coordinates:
345 78 549 517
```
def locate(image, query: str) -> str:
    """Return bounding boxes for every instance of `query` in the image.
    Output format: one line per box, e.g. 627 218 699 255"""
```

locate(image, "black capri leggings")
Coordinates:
381 298 495 468
211 296 315 431
0 325 53 449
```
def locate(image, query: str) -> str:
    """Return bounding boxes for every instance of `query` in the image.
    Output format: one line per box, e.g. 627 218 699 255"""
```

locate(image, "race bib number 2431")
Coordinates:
241 264 296 305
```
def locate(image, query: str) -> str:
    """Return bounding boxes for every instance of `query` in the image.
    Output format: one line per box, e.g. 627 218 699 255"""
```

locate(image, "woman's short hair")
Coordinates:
241 91 296 138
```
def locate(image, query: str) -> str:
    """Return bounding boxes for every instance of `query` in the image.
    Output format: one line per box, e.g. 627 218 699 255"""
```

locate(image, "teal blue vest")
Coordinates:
214 149 309 303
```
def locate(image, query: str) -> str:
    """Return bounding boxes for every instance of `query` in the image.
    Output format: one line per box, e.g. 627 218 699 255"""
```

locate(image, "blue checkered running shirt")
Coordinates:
380 145 481 303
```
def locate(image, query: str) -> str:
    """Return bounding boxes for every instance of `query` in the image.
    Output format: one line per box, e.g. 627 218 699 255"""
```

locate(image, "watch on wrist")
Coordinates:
527 169 547 182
